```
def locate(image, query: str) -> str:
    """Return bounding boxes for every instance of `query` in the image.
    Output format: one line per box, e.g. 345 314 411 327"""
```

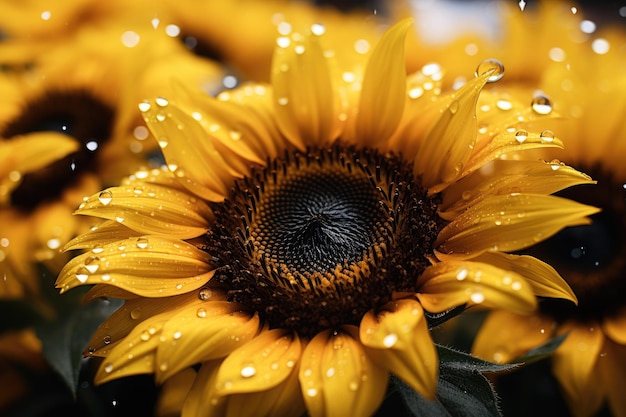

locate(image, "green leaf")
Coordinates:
512 333 568 365
36 297 123 397
437 345 519 373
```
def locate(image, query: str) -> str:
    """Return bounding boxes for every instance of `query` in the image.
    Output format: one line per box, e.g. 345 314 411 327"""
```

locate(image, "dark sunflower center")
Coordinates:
523 162 626 322
205 145 441 337
1 90 114 211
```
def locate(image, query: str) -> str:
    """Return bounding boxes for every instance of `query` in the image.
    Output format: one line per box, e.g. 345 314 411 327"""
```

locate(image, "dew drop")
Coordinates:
461 191 473 201
311 23 325 36
140 331 150 341
348 381 359 392
511 281 522 291
277 97 289 106
98 190 113 205
88 346 96 354
470 292 485 304
496 99 513 111
75 267 90 283
475 59 505 82
173 331 182 340
84 256 100 273
382 333 398 348
448 99 460 114
130 308 142 320
408 87 424 99
101 274 111 282
198 288 212 300
456 268 468 281
306 388 318 397
104 363 114 373
295 45 305 54
155 97 169 107
196 308 207 318
531 95 553 115
138 102 151 112
240 365 256 378
514 130 528 143
326 367 335 378
158 136 168 147
539 130 555 142
103 335 112 345
136 237 149 249
229 130 242 141
159 362 168 372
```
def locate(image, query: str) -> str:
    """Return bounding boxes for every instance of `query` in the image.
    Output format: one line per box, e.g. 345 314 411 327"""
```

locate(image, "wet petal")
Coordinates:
63 220 143 251
141 99 233 201
156 368 196 417
360 299 438 399
414 71 492 193
552 325 605 417
299 327 388 417
215 329 302 395
56 236 214 296
86 290 227 356
182 360 226 417
75 182 212 239
156 303 260 382
468 251 577 303
355 19 411 146
417 261 537 314
472 310 554 363
435 194 600 259
272 27 339 149
439 159 595 218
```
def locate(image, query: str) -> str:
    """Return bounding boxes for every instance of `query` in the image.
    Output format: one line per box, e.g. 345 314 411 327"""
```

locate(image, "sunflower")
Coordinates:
473 11 626 417
399 1 588 88
57 20 597 417
164 0 384 82
0 21 225 299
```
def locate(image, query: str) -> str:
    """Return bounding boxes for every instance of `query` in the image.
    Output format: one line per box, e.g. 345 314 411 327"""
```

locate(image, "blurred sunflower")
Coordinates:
0 21 225 299
473 16 626 417
165 0 384 81
57 20 597 417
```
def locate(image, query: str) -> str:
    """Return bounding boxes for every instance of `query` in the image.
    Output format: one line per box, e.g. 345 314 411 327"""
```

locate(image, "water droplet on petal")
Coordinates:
311 23 325 36
98 190 113 205
277 97 289 105
326 367 335 378
540 130 555 142
348 381 359 392
514 130 528 143
138 102 151 112
382 333 398 348
76 267 90 283
475 59 505 82
456 268 468 281
136 237 149 249
84 256 100 273
306 388 318 397
448 99 460 114
196 308 207 318
240 365 256 378
130 308 142 320
470 291 485 304
496 99 513 110
104 363 114 373
155 97 169 107
531 95 553 115
103 335 112 345
198 288 212 300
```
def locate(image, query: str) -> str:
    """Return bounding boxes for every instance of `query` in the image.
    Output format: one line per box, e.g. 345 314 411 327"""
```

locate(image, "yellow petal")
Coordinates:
472 310 553 363
467 251 577 303
0 132 78 177
355 19 411 146
299 327 388 417
271 27 339 149
140 99 232 202
63 220 143 251
86 290 226 356
417 260 537 314
360 299 438 399
182 360 227 417
552 325 605 417
439 159 595 218
598 340 626 417
414 71 492 192
75 182 211 239
156 368 196 417
602 309 626 345
155 303 260 383
215 329 301 395
218 365 305 417
56 236 214 296
435 194 600 259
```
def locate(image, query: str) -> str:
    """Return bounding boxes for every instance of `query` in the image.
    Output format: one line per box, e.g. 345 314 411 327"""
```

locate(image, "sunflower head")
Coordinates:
57 19 598 417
